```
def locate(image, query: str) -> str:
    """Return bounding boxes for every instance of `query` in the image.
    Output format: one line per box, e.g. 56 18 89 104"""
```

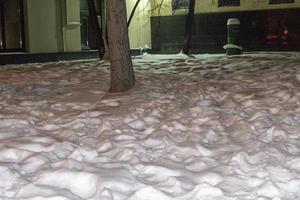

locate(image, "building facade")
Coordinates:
0 0 299 60
0 0 81 54
0 0 151 56
151 0 300 53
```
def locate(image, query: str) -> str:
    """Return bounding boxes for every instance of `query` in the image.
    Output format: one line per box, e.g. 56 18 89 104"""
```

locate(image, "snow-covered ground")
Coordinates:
0 53 300 200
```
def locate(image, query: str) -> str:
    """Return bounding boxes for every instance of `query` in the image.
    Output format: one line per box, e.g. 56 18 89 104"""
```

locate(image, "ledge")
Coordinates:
0 49 145 65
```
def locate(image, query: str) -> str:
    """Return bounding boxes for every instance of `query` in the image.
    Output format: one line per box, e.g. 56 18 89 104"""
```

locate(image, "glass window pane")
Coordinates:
0 5 3 50
3 0 22 49
270 0 294 4
80 15 88 47
94 0 101 14
172 0 189 10
218 0 240 7
80 0 88 12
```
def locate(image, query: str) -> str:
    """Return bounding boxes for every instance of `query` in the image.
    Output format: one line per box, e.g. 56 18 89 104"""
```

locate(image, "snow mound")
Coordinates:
1 52 300 199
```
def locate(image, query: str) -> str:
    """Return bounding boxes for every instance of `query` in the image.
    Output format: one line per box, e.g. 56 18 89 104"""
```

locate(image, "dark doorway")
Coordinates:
80 0 103 50
0 0 25 52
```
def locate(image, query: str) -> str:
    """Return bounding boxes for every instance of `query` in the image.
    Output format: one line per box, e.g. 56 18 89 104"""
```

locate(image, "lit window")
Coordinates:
172 0 189 10
218 0 240 7
269 0 294 4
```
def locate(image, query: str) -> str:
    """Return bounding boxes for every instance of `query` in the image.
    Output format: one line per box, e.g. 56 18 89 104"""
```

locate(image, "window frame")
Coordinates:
269 0 294 4
171 0 189 11
218 0 240 7
0 0 25 52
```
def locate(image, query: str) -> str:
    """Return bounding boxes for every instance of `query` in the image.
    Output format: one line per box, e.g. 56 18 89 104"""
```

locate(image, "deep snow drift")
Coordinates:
0 53 300 200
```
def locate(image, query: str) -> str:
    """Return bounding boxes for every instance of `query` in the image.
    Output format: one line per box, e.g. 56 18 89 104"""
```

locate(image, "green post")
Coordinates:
224 18 242 55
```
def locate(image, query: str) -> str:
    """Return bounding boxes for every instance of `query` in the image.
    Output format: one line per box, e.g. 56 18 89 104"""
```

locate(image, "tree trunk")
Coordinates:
107 0 135 92
87 0 105 58
127 0 141 27
182 0 195 54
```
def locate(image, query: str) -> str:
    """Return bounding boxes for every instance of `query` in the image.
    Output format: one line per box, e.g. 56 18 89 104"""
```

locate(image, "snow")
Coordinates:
223 44 243 50
0 52 300 199
227 18 240 25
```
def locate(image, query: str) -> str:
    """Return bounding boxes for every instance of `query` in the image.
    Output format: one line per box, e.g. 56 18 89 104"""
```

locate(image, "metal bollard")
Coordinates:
223 18 242 55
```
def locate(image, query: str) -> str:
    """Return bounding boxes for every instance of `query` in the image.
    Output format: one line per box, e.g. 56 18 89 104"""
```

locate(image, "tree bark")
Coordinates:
127 0 141 27
182 0 195 54
107 0 135 92
87 0 105 58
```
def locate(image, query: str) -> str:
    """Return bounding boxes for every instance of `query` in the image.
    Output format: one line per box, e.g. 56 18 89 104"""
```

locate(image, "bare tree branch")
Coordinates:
127 0 141 27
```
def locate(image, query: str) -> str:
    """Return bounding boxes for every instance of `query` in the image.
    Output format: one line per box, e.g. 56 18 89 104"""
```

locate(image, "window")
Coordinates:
172 0 189 10
218 0 240 7
80 0 103 50
0 0 24 52
269 0 294 4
